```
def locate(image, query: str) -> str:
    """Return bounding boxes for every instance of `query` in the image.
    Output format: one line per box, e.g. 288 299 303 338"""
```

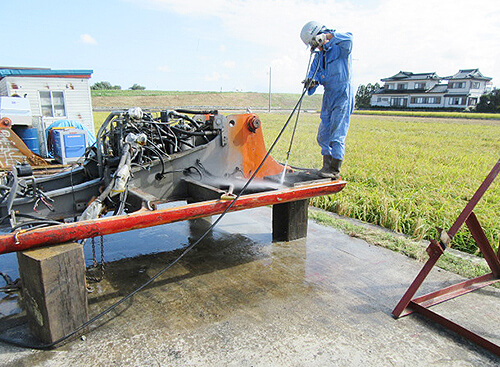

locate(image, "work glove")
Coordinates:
310 33 328 51
314 33 328 47
302 78 319 90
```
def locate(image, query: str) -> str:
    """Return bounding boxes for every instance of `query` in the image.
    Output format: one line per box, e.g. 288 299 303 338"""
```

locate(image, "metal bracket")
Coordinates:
392 159 500 357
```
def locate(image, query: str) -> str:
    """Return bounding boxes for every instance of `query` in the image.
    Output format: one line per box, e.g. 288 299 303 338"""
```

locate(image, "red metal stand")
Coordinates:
392 159 500 356
0 180 345 255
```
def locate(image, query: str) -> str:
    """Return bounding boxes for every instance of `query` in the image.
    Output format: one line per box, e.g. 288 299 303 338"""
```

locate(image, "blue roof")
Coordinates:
0 68 93 78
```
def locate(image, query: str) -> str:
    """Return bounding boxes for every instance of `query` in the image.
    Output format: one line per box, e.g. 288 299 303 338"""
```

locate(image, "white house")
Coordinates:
443 69 492 108
0 67 94 132
370 69 492 109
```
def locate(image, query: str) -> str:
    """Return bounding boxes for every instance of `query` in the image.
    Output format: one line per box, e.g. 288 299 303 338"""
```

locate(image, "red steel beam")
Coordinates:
393 159 500 356
398 273 497 317
408 302 500 357
393 159 500 318
0 180 346 255
466 212 500 277
392 240 443 318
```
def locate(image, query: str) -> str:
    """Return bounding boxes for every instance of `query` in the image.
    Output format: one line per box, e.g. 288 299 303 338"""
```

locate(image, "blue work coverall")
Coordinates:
307 31 354 161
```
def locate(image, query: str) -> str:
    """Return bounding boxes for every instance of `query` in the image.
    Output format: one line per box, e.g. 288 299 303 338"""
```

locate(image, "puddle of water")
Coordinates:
0 205 275 320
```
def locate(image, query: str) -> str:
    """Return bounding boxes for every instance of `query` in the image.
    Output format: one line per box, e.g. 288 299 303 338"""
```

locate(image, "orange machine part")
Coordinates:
227 114 284 179
0 118 12 128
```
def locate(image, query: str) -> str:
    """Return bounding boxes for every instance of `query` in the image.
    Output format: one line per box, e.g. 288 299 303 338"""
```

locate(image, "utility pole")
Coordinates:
268 67 272 112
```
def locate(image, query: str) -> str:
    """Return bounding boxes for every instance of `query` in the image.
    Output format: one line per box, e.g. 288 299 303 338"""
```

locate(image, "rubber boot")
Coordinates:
330 158 342 180
319 155 333 178
319 155 342 180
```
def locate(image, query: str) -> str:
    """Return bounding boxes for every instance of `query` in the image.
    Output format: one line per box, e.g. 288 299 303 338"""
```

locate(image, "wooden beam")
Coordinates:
272 199 309 242
17 242 88 343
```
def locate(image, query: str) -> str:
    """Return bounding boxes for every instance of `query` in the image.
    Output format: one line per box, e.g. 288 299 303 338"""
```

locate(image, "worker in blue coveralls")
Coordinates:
300 21 354 180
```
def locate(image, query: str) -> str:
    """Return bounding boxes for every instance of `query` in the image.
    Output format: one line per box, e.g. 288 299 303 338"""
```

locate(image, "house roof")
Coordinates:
443 69 492 81
372 88 412 95
381 71 441 82
0 67 93 79
425 84 448 93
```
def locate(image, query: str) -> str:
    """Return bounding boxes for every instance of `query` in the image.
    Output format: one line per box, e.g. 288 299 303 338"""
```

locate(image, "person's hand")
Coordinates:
302 78 319 90
314 34 327 47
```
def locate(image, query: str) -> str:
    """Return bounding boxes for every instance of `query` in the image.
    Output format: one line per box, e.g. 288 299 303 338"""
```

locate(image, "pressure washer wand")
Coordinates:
279 52 318 185
279 99 303 185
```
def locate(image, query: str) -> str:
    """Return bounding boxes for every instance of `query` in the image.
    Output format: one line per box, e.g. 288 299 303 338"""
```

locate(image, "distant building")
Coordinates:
0 67 94 132
370 69 492 109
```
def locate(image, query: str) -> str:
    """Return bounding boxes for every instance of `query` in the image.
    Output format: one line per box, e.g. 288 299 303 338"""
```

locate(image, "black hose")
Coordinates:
142 145 166 178
169 126 218 137
284 52 318 167
168 111 201 129
11 221 63 231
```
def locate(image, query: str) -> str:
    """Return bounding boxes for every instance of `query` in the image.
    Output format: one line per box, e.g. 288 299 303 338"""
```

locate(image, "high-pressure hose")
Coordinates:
0 64 318 350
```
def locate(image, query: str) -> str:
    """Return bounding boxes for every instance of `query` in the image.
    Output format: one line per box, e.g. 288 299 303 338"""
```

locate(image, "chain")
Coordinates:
86 235 105 283
99 235 105 280
91 237 97 268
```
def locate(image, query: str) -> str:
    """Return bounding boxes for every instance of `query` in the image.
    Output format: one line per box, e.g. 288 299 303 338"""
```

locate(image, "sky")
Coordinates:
1 0 499 93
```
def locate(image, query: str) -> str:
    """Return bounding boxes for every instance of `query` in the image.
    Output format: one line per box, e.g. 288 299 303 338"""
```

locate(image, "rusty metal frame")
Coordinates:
0 179 346 255
392 159 500 356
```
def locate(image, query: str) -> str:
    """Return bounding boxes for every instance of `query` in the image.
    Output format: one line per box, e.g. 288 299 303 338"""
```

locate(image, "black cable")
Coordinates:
0 63 315 349
11 220 63 231
142 145 166 178
169 126 218 137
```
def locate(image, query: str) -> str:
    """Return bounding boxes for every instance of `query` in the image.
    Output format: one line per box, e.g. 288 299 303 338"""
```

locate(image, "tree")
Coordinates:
91 81 121 90
475 89 500 113
129 84 146 90
355 83 380 109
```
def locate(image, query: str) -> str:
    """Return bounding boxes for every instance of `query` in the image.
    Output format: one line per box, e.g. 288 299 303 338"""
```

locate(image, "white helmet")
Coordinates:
300 21 326 46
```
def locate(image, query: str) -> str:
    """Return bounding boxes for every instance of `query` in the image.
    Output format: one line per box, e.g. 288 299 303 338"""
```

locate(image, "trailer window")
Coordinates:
39 91 66 117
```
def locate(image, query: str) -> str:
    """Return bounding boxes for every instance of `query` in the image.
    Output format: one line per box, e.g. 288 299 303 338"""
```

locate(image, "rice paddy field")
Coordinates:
259 112 500 256
92 110 500 255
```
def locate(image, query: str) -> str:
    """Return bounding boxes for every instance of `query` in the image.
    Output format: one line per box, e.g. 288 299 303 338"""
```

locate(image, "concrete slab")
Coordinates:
0 206 499 366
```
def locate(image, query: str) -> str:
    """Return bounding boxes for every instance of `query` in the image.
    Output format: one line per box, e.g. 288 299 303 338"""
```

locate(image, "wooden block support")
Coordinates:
272 199 309 242
17 242 88 343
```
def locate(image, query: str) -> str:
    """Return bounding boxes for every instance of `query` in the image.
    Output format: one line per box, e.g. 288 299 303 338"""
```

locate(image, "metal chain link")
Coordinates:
86 235 105 283
99 235 105 280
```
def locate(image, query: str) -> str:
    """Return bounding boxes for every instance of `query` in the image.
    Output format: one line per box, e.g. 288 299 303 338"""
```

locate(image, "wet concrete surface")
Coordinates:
0 206 499 366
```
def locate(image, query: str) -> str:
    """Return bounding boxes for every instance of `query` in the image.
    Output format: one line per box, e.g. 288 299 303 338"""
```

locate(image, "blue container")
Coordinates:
52 129 87 164
13 127 40 155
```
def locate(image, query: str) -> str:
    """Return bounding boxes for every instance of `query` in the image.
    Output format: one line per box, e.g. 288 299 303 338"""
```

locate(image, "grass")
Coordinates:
355 109 500 120
92 109 500 257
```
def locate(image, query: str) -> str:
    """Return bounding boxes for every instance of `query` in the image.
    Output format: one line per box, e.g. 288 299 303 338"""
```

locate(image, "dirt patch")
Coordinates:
92 92 322 110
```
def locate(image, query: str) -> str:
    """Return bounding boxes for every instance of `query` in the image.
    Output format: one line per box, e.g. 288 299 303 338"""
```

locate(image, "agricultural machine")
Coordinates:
0 108 345 346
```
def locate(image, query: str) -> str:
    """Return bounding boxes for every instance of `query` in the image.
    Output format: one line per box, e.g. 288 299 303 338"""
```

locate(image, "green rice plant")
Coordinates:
258 112 500 255
92 111 110 133
354 110 500 120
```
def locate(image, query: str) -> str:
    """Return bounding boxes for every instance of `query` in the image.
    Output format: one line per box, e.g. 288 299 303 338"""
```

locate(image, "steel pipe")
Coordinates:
0 180 346 255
